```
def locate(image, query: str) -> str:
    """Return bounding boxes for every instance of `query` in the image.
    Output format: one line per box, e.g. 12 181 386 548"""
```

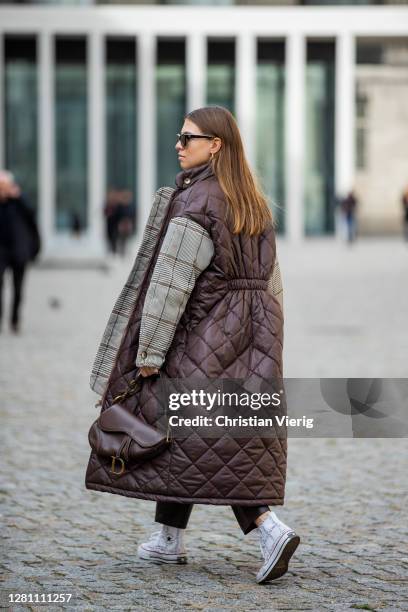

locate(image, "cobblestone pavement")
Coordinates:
1 238 407 611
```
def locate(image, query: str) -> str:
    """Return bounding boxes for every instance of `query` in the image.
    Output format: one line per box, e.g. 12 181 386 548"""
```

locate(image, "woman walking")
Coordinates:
0 170 40 333
86 105 299 584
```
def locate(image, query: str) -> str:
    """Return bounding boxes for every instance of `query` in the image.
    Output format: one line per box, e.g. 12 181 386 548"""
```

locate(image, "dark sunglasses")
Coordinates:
176 132 215 148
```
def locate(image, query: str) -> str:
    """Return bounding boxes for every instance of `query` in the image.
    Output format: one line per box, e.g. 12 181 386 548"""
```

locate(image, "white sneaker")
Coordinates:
137 524 188 564
256 511 300 583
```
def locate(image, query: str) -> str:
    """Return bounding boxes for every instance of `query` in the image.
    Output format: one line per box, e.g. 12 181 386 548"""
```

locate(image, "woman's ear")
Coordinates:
211 137 222 155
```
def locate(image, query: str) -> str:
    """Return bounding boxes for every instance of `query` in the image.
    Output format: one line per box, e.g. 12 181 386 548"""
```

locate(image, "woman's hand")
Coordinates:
139 366 160 377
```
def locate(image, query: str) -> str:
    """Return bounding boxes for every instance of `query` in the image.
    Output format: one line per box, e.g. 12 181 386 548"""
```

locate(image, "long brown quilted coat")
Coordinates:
85 161 287 506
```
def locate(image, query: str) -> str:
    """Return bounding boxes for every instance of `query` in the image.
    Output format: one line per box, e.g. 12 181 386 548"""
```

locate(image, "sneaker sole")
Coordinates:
256 532 300 584
137 545 188 565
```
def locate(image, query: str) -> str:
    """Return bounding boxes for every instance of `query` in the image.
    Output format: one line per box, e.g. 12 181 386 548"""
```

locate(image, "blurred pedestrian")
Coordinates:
0 170 40 334
341 189 358 244
104 188 122 254
70 211 82 238
116 190 135 257
402 185 408 242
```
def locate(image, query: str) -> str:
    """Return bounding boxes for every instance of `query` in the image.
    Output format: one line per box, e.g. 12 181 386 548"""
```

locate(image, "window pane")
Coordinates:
106 37 137 226
156 38 186 189
55 36 88 232
207 39 235 113
256 40 285 235
4 36 38 215
305 41 336 235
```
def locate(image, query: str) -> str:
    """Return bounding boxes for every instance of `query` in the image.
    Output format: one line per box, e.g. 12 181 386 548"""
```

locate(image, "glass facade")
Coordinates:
156 38 186 189
207 38 235 114
55 36 88 232
4 36 38 215
305 41 335 235
256 40 286 235
5 15 399 247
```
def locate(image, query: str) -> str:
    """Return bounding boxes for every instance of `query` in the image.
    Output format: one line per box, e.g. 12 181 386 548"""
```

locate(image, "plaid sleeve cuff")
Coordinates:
136 216 214 368
267 256 283 313
135 349 165 369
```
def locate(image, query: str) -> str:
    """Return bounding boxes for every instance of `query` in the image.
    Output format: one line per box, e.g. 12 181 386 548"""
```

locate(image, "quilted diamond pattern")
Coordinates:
85 162 287 506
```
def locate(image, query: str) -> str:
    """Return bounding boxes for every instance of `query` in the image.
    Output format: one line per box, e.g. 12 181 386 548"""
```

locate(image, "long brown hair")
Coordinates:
185 106 275 236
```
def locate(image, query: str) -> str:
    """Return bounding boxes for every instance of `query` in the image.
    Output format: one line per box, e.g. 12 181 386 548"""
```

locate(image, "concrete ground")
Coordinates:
1 237 407 611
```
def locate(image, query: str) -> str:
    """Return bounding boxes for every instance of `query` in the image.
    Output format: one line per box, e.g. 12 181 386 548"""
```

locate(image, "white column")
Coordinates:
137 33 156 240
236 32 257 167
0 32 4 170
88 31 105 256
186 32 206 113
335 32 356 241
285 33 306 243
38 31 55 257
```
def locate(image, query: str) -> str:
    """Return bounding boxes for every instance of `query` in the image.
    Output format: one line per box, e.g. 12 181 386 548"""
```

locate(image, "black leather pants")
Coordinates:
155 501 270 535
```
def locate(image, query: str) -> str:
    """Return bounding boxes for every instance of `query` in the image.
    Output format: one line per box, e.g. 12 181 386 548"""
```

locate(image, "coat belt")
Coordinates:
227 278 268 290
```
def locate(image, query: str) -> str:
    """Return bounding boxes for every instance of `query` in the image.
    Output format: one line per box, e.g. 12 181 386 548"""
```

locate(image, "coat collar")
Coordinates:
175 160 215 189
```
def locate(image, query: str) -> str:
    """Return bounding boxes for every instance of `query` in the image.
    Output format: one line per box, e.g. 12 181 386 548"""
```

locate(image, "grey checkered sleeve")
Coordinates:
267 255 283 314
136 216 215 368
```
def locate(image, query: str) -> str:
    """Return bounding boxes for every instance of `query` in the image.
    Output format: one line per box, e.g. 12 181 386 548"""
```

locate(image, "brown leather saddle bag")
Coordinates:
88 371 170 475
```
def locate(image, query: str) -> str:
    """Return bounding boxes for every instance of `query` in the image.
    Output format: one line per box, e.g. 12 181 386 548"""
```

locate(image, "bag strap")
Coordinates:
95 369 143 408
111 369 144 404
102 369 171 441
110 369 171 440
111 368 166 405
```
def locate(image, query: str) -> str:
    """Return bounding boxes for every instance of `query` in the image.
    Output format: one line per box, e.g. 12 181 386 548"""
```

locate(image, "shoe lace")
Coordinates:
146 530 163 545
259 520 286 559
147 527 176 547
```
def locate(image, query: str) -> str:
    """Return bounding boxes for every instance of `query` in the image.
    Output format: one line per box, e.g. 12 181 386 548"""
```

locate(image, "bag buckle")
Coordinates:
110 455 126 475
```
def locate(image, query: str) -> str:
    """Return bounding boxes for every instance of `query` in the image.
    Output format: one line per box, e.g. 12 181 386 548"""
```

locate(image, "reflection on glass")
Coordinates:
207 39 235 113
305 42 335 236
55 37 88 232
106 38 137 219
256 40 285 235
4 36 38 215
156 39 186 189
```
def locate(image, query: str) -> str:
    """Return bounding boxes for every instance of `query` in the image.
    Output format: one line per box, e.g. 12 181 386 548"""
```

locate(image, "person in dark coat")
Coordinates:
104 189 136 256
341 189 358 243
402 185 408 242
0 171 40 333
86 106 299 583
104 188 121 254
116 190 135 257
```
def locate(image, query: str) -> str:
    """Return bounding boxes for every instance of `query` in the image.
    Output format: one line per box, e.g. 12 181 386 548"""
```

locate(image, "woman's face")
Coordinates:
175 118 221 170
